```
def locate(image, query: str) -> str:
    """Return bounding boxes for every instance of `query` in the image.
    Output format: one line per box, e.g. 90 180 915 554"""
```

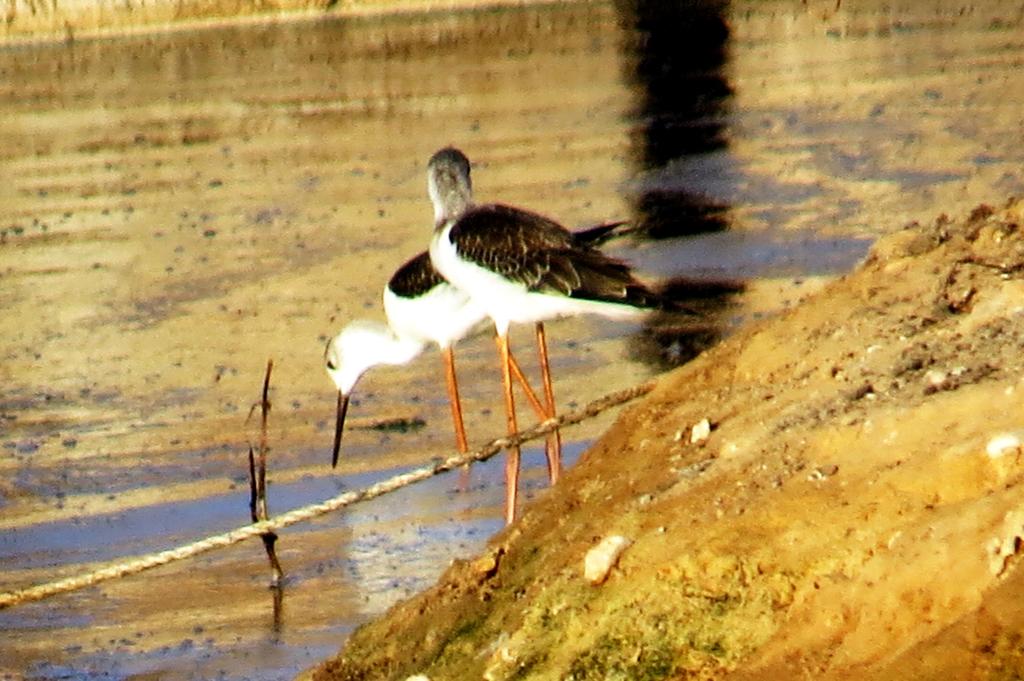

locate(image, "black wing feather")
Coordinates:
449 204 659 307
387 251 444 299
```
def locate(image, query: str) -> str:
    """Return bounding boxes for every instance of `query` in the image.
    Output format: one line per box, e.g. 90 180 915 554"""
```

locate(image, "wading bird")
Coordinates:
324 216 626 470
427 147 663 524
324 251 551 469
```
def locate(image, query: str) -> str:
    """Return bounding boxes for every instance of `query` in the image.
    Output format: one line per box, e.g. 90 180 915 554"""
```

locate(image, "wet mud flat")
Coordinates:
0 0 566 43
309 200 1024 679
2 0 1024 679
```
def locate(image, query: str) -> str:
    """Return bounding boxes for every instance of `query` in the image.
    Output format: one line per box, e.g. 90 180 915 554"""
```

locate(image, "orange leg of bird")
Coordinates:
447 343 547 494
442 346 474 491
535 322 562 484
508 353 546 419
495 332 520 525
443 346 469 454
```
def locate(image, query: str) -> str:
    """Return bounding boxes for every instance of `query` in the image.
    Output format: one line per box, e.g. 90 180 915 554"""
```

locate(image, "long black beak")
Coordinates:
332 391 350 469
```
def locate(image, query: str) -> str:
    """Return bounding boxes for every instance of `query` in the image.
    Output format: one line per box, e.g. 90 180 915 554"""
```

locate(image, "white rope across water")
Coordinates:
0 381 655 611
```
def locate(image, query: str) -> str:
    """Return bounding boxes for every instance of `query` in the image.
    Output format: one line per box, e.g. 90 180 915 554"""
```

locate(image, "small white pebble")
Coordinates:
808 464 839 481
690 418 712 444
584 535 632 585
406 676 431 681
925 369 948 387
987 433 1023 459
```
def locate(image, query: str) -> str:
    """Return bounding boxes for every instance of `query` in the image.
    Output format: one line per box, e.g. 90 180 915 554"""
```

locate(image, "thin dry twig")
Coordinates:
247 359 284 586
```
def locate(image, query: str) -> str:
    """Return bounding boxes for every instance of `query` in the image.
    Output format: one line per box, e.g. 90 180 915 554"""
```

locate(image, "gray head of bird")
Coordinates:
427 146 473 227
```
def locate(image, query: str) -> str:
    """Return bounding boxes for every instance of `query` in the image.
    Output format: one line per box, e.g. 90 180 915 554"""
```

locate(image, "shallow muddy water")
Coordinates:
1 1 1022 678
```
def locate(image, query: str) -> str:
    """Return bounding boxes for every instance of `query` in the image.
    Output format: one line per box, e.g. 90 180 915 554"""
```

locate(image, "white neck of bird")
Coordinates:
354 328 425 380
375 330 426 367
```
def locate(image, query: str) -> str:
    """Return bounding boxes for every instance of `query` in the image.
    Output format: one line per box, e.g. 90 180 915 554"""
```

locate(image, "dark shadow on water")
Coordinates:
616 0 732 239
625 229 873 367
616 0 738 366
615 2 876 369
631 276 746 369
